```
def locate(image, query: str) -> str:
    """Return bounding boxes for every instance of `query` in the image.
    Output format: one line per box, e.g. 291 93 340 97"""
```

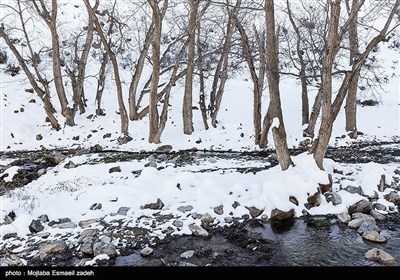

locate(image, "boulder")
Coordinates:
188 224 209 237
384 191 400 206
343 185 363 196
140 246 153 257
337 212 351 224
324 192 342 205
29 219 44 233
39 240 67 254
348 200 372 214
213 205 224 215
365 248 395 264
141 198 164 210
357 220 379 235
270 208 295 222
93 242 118 258
362 230 387 243
245 206 264 218
155 145 173 153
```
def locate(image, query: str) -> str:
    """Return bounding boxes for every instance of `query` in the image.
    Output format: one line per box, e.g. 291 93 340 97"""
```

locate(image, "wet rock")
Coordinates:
362 230 387 243
318 174 333 194
64 161 77 169
79 218 100 228
348 199 372 214
140 246 153 257
89 203 102 210
324 192 342 205
109 166 121 173
155 145 173 153
348 217 374 229
37 168 46 177
141 198 164 210
245 206 264 218
177 205 193 213
232 201 240 209
103 133 112 139
213 205 224 215
337 212 351 224
357 220 379 235
289 196 298 206
224 217 233 224
93 242 118 258
180 250 195 259
36 134 43 141
343 185 363 196
384 191 400 206
370 210 386 221
188 224 209 237
373 203 387 211
29 219 44 233
270 208 295 221
171 220 183 228
52 222 77 229
365 248 396 264
39 240 67 254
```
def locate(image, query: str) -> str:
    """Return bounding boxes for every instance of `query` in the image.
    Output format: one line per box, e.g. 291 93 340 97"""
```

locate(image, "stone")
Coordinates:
384 191 400 206
90 144 102 152
38 214 49 223
64 161 77 169
200 213 214 223
188 224 209 237
370 210 386 221
213 205 224 215
49 153 67 164
29 219 44 233
141 198 164 210
52 222 77 229
117 134 132 145
307 191 321 208
270 208 295 221
100 235 111 244
224 217 233 224
245 206 264 218
324 192 342 205
348 199 372 214
318 174 333 194
103 133 112 139
260 214 269 222
362 230 387 243
48 218 71 227
93 242 118 258
373 203 387 211
79 229 100 241
37 168 46 177
155 145 173 153
72 135 80 141
191 213 202 219
178 261 197 267
80 241 94 256
140 246 153 257
343 185 363 196
39 240 67 254
180 250 195 259
78 219 100 228
365 248 396 264
36 134 43 141
109 166 121 173
232 201 240 209
289 196 298 206
351 213 374 220
177 205 193 213
117 207 130 216
357 220 379 235
89 203 102 210
348 217 374 229
172 220 183 228
337 212 351 224
2 233 18 240
36 232 50 239
1 253 23 266
208 158 217 164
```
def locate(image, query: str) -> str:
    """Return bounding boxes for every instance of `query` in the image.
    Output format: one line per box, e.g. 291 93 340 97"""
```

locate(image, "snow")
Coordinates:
0 0 399 260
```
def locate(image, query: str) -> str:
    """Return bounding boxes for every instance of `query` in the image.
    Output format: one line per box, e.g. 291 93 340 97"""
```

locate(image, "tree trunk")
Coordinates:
312 0 341 170
262 0 293 170
197 24 209 130
95 51 108 116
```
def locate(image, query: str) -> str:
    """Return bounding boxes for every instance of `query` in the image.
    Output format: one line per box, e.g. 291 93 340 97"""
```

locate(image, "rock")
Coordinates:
232 201 240 209
155 145 173 153
245 206 264 218
117 134 132 145
173 220 183 228
324 192 342 205
343 185 364 196
78 219 100 228
270 208 295 221
200 213 214 224
357 220 379 235
93 242 118 258
38 214 49 223
39 240 67 254
36 232 50 239
180 250 195 259
49 153 67 164
2 233 18 240
188 224 209 237
337 212 351 224
177 205 193 213
384 191 400 206
64 161 77 169
29 99 36 103
36 134 43 141
348 199 372 214
373 203 387 211
72 135 80 141
80 241 94 256
100 235 111 244
178 261 197 267
378 174 391 192
90 144 102 152
109 166 121 173
37 168 46 177
224 217 233 224
306 191 321 208
260 214 269 222
117 207 130 216
318 174 333 194
52 222 77 229
48 218 71 227
289 196 298 206
362 230 387 243
1 253 23 266
140 246 153 257
89 203 102 210
365 248 396 264
141 198 164 210
208 158 217 164
78 229 99 243
348 217 374 229
366 191 379 200
213 205 224 215
191 213 202 219
370 210 386 221
351 213 374 220
103 133 112 139
29 219 44 233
